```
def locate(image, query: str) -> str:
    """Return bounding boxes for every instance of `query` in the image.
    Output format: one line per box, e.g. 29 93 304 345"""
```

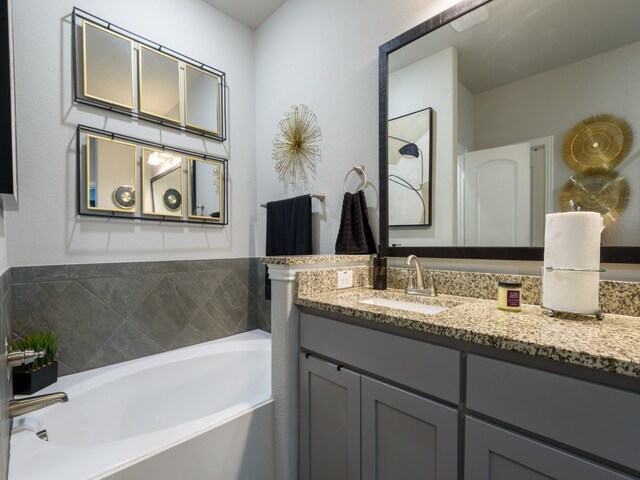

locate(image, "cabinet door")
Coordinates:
465 417 634 480
299 353 361 480
362 376 458 480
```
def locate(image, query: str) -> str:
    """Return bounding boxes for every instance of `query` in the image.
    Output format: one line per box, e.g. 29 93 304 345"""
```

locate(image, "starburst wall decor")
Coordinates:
272 105 322 193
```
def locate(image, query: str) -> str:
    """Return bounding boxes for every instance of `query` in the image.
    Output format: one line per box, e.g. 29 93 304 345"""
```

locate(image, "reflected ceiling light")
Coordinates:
450 6 489 33
148 151 179 166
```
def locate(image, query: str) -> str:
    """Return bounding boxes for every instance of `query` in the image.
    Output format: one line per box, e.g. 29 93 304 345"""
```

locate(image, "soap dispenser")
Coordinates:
373 246 387 290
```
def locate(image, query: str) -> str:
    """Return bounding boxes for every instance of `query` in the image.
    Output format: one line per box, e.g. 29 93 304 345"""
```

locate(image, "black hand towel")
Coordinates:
265 195 313 299
335 190 376 254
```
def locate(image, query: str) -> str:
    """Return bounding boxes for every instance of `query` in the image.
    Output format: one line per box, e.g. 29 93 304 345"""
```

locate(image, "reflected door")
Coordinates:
462 143 530 246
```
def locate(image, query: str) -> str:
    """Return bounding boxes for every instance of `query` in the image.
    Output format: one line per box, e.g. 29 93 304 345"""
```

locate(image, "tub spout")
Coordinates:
8 392 68 418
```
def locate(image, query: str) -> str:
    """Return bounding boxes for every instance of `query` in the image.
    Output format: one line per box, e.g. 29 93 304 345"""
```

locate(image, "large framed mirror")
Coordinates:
139 46 181 124
379 0 640 263
82 20 134 109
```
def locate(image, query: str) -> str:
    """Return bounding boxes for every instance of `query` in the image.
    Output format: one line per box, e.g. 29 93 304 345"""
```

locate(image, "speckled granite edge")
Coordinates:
296 288 640 378
297 266 639 317
262 254 373 266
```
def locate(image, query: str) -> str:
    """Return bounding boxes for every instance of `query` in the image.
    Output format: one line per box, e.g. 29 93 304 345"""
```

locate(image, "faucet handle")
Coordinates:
426 276 438 297
7 350 45 368
407 270 415 289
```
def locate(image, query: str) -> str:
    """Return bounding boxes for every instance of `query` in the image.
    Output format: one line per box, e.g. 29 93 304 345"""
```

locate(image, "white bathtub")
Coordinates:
9 330 273 480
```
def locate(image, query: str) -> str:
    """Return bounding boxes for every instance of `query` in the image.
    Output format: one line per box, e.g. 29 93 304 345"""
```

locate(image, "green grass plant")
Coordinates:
12 331 59 372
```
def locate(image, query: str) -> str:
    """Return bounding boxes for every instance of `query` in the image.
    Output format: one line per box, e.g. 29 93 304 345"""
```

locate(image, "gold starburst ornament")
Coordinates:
272 105 322 193
562 113 633 171
560 169 630 226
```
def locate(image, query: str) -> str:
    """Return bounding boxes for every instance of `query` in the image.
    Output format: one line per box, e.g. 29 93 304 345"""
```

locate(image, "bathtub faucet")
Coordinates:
8 392 68 418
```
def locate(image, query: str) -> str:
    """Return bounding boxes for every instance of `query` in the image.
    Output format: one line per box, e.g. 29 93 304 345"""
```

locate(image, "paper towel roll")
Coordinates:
542 212 603 313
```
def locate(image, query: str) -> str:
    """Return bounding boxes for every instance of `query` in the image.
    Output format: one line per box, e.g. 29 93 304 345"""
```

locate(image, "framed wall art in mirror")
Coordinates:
141 147 184 217
379 0 640 263
187 158 223 221
139 46 181 124
388 107 433 226
82 20 134 109
77 125 227 225
72 8 227 141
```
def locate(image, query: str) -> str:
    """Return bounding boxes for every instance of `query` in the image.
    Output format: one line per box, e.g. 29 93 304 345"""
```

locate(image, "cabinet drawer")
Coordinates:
466 354 640 473
300 313 461 404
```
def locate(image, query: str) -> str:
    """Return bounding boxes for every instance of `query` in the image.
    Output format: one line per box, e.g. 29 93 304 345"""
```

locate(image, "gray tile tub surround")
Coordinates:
11 258 270 375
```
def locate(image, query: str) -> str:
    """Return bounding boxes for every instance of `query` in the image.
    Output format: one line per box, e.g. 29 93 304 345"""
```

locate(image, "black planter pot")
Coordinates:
13 361 58 395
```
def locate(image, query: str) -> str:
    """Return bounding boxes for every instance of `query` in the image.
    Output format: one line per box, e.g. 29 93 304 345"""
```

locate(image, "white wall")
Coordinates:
7 0 257 266
0 209 7 274
255 0 461 255
388 48 457 246
474 41 640 246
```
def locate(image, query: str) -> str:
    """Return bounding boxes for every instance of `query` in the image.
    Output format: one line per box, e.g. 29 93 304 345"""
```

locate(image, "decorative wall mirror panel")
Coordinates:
379 0 640 263
141 147 184 217
78 126 227 224
86 135 137 213
82 20 134 109
72 8 227 141
185 65 221 136
188 158 223 220
139 46 181 123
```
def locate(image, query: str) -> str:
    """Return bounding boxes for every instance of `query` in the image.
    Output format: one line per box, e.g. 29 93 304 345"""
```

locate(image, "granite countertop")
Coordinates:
296 287 640 379
262 254 373 266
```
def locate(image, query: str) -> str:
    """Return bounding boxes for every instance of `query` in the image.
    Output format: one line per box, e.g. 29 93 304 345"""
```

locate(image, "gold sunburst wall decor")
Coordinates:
272 104 322 193
560 169 630 226
562 113 633 172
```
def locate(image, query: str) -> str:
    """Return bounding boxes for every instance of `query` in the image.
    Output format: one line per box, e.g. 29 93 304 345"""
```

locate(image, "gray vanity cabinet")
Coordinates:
464 417 634 480
299 353 361 480
361 376 458 480
300 313 460 480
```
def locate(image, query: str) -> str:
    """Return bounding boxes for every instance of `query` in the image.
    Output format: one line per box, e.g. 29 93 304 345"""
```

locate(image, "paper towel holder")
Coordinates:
540 267 605 320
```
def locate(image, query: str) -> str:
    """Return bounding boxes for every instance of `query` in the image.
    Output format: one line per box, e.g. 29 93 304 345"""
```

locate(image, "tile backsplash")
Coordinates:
11 258 270 375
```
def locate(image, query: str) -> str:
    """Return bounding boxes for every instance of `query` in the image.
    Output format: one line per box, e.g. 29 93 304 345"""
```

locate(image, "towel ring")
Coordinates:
343 165 367 193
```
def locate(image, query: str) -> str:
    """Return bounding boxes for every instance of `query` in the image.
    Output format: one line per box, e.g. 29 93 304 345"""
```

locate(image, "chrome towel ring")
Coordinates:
343 165 367 193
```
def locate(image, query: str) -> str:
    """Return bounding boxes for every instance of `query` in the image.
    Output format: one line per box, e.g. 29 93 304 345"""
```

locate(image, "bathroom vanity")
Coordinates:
296 276 640 480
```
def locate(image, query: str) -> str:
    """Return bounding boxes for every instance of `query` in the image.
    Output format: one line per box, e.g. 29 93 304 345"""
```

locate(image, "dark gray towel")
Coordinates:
335 190 376 254
265 195 313 299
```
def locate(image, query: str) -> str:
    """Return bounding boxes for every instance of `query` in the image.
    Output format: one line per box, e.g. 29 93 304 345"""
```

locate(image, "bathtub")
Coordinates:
9 330 273 480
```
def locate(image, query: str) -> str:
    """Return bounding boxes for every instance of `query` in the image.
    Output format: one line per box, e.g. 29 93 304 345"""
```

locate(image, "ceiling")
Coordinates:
200 0 287 29
389 0 640 94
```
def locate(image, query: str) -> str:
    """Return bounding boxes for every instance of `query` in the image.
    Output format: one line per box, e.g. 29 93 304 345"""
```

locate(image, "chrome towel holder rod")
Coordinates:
260 193 325 208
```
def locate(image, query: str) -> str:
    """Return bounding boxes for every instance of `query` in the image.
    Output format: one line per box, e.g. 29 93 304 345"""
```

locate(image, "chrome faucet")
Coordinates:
405 255 437 297
8 392 68 418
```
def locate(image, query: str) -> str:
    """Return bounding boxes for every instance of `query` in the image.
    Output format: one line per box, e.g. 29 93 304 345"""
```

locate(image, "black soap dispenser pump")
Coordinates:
373 246 387 290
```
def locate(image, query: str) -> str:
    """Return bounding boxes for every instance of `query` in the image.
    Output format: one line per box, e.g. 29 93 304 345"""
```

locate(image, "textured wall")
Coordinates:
11 258 269 375
7 0 258 266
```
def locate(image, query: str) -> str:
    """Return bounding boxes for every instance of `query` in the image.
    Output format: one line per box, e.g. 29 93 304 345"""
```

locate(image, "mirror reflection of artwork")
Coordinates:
82 20 134 109
86 135 137 213
139 46 181 123
185 65 221 135
388 107 433 226
188 158 223 220
141 148 184 217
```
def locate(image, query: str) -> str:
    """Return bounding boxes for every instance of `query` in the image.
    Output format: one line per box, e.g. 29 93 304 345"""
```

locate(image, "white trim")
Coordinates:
527 136 554 215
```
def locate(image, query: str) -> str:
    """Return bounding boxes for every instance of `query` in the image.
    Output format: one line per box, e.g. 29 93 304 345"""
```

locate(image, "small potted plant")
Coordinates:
12 331 59 395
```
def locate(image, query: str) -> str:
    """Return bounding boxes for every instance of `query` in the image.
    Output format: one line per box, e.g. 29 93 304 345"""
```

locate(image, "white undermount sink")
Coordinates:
358 297 448 315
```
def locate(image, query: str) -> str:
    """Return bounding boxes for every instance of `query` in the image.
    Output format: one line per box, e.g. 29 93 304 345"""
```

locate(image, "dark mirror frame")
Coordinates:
379 0 639 263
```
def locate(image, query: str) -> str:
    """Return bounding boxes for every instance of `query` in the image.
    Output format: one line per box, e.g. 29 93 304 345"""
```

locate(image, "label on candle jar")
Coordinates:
506 290 520 307
497 281 522 312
